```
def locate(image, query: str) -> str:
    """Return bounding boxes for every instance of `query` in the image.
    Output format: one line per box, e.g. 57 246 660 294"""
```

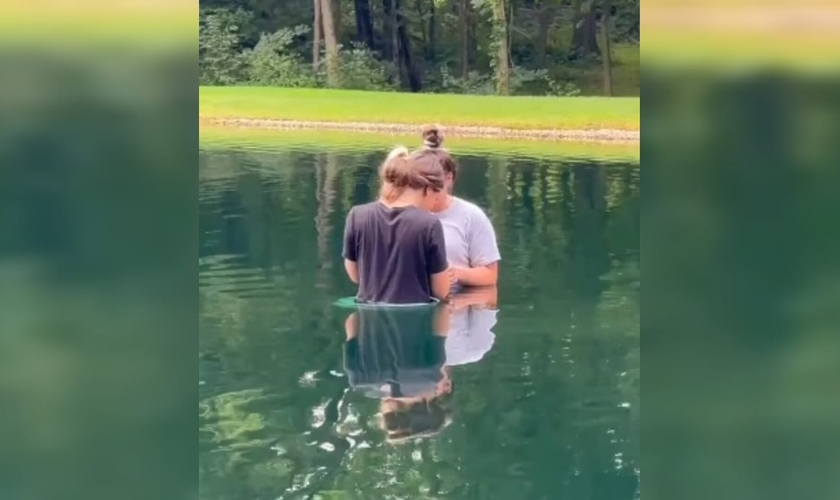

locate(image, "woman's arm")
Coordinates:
459 210 501 286
430 268 451 301
342 209 359 283
454 263 498 287
427 220 451 301
344 259 359 283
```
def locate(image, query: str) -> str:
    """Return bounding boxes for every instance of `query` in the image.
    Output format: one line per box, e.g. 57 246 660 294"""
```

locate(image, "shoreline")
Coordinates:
200 117 640 143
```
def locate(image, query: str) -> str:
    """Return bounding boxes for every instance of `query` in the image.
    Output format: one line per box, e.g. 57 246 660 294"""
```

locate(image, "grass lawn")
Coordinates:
200 125 640 163
200 87 640 131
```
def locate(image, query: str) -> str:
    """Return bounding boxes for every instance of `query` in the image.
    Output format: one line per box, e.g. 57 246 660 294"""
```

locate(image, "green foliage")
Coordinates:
247 26 317 87
509 67 581 97
548 80 582 97
199 9 249 85
327 43 396 91
612 0 640 42
437 67 495 95
197 0 639 96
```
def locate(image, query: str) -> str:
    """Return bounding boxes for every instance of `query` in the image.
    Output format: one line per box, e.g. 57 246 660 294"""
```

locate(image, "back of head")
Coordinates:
414 126 458 183
380 146 445 201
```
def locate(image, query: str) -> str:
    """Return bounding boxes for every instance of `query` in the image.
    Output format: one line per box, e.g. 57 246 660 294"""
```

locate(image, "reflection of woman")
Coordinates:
342 147 450 304
413 126 501 288
445 287 498 366
343 306 453 442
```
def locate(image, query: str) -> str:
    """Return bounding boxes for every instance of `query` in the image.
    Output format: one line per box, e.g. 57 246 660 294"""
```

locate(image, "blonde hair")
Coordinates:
380 146 445 202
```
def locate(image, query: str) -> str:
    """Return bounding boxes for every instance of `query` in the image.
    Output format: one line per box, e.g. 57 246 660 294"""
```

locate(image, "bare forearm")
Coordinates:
344 259 359 283
455 264 498 287
431 273 451 301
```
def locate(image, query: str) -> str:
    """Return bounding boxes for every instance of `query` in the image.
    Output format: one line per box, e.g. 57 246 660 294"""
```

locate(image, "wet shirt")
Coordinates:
343 201 448 304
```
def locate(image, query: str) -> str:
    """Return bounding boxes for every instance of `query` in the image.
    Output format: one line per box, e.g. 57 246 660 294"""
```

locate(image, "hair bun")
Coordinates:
422 125 443 149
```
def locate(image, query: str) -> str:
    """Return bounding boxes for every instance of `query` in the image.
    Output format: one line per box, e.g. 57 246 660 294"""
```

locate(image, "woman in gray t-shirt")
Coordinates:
412 126 502 288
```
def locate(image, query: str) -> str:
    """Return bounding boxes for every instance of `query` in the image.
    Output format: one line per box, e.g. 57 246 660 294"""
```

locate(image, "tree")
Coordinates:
534 0 557 66
458 0 472 78
320 0 341 86
382 0 398 64
354 0 375 49
571 0 600 58
312 0 322 71
395 0 422 91
491 0 510 95
426 0 437 62
601 0 613 96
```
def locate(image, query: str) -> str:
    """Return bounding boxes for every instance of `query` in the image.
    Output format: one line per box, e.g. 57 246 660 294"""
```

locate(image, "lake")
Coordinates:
199 140 640 500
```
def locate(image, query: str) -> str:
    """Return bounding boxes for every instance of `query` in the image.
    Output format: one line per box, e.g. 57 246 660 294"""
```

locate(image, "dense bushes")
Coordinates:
199 10 397 91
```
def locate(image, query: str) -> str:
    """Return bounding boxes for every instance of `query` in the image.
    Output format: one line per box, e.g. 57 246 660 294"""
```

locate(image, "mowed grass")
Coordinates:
199 125 640 163
200 87 640 131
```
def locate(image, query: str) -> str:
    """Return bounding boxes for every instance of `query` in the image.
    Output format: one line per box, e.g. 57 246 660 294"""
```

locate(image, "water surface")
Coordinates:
199 142 640 500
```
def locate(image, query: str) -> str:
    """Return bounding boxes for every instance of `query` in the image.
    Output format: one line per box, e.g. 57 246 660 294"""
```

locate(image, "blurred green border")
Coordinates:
200 126 641 163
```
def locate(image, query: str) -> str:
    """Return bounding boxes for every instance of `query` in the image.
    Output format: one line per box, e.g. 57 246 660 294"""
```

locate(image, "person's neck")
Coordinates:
381 192 422 208
433 194 454 213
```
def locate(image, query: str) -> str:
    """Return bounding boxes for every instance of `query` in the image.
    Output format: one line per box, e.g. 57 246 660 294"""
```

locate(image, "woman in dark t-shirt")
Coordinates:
343 147 451 304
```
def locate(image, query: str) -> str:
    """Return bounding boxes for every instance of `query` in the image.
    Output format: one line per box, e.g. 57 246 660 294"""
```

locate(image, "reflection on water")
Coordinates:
199 144 640 500
344 305 453 443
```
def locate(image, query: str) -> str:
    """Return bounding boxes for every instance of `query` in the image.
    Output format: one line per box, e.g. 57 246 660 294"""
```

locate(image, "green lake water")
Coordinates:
199 142 640 500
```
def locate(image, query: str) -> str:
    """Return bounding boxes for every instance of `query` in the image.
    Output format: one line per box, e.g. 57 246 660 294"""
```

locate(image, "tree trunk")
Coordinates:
383 0 399 66
492 0 510 95
354 0 375 49
321 0 340 86
313 0 323 71
571 0 599 58
381 0 394 61
333 0 343 40
417 0 427 55
601 0 613 96
427 0 436 62
395 0 421 91
535 0 555 66
458 0 469 78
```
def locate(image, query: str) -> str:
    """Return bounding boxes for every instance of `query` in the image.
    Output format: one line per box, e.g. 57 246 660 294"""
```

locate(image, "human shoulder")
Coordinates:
404 205 439 226
352 201 380 214
453 197 492 223
348 201 382 221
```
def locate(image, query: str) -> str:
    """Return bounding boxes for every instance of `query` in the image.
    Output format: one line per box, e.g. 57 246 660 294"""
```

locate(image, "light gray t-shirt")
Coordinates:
437 197 501 270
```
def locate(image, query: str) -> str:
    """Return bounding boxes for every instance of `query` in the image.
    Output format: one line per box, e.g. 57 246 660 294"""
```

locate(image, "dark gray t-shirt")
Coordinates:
343 202 448 304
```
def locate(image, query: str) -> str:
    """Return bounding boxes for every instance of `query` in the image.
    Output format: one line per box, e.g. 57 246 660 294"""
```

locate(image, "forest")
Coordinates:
199 0 640 96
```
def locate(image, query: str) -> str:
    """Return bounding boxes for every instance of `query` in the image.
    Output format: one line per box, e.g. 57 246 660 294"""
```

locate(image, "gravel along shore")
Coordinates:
201 117 640 143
